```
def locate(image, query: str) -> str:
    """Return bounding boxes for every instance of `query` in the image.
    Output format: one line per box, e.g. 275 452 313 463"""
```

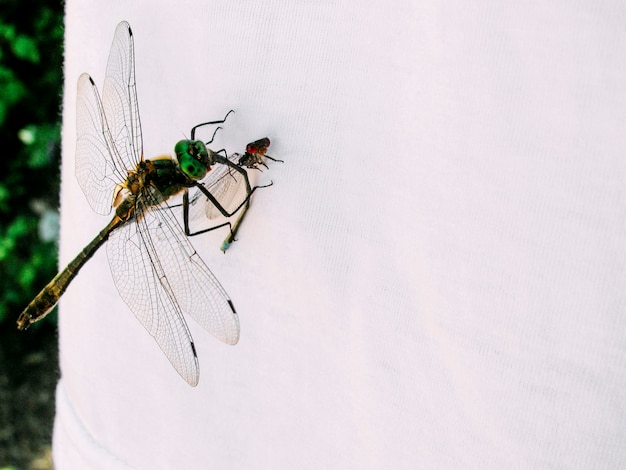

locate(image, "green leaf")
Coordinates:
19 263 38 288
0 67 26 106
12 34 40 63
0 23 16 41
0 184 8 205
23 122 61 168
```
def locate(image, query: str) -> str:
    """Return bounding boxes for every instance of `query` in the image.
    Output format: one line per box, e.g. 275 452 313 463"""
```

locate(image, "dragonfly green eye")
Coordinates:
175 139 209 180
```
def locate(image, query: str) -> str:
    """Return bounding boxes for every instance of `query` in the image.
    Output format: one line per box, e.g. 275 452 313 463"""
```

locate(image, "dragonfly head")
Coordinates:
174 139 211 180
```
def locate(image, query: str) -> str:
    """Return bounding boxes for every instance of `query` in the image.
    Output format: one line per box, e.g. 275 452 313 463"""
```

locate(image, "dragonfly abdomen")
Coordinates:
17 216 124 330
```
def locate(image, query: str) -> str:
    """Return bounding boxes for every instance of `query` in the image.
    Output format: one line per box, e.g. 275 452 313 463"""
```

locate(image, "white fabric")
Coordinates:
57 1 626 468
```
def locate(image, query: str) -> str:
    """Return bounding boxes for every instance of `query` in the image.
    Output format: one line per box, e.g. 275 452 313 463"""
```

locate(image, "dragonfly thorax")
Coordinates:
140 157 190 199
114 157 190 211
174 139 215 180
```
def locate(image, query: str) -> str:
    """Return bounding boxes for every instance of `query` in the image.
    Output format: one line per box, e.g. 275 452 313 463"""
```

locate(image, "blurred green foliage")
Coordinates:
0 2 63 325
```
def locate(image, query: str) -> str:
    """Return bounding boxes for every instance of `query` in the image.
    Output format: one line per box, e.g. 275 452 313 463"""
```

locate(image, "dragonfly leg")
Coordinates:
212 148 238 181
190 110 235 141
206 126 222 145
182 189 234 237
184 158 274 250
190 176 272 219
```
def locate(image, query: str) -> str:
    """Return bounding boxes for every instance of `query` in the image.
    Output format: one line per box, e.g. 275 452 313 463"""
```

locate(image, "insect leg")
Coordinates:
190 110 235 141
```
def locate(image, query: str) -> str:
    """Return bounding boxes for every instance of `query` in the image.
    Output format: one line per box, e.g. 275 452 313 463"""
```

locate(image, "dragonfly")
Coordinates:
16 21 274 386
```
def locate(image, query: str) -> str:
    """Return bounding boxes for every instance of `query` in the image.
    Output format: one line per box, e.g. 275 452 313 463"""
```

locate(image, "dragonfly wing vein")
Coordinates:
107 197 200 386
191 152 250 222
75 73 126 215
102 20 143 173
143 191 240 345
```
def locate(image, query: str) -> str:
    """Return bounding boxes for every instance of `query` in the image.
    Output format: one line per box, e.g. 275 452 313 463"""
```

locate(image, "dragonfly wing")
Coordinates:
107 199 200 386
193 153 250 221
142 192 240 345
75 73 126 215
102 21 143 171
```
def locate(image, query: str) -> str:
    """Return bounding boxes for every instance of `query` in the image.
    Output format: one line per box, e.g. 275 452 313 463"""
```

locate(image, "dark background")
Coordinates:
0 1 63 468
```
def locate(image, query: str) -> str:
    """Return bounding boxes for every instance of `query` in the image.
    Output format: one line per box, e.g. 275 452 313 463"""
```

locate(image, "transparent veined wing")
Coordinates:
107 187 240 385
107 194 201 386
141 190 241 345
102 21 143 172
75 73 127 215
75 20 142 216
188 152 251 222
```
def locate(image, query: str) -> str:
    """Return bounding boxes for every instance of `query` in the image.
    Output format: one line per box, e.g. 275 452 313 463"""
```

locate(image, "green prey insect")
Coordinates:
16 21 274 386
